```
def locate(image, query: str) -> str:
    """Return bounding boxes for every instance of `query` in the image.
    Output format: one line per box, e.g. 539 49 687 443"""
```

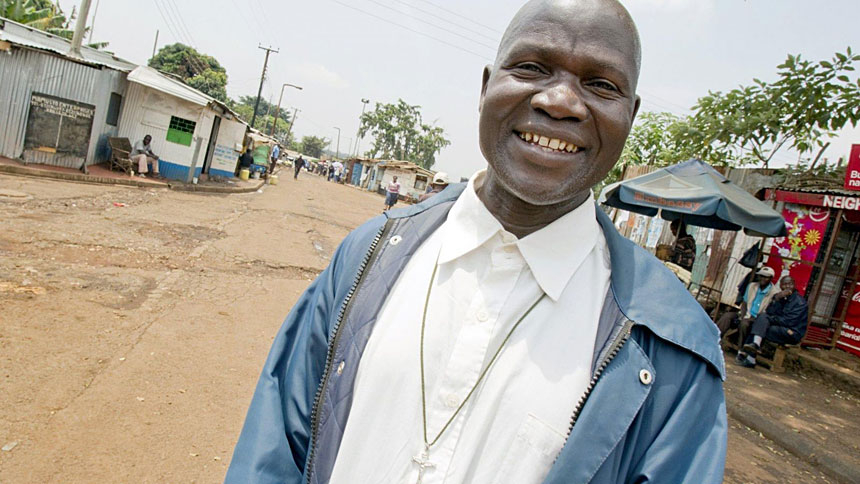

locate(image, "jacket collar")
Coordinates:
388 183 726 379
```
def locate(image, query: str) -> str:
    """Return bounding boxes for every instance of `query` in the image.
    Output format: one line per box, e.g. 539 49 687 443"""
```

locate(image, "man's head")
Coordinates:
432 172 450 189
780 276 796 293
479 0 642 206
393 176 398 182
756 266 776 287
143 135 152 144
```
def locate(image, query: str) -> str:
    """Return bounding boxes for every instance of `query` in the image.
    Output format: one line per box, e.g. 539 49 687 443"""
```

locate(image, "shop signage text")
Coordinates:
844 144 860 191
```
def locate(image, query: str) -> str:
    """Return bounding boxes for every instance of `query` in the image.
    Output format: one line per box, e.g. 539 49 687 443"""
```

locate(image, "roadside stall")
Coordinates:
600 159 787 312
244 129 277 177
760 187 860 357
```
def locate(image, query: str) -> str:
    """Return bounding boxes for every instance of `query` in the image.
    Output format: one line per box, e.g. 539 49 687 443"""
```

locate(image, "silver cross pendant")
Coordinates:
412 444 435 484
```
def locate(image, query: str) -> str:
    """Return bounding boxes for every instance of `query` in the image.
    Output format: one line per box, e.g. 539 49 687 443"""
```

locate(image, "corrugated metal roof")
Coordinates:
0 16 136 72
127 65 211 106
771 185 859 196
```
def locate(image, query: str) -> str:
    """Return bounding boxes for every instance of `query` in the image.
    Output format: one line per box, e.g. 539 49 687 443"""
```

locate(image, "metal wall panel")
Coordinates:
0 46 127 167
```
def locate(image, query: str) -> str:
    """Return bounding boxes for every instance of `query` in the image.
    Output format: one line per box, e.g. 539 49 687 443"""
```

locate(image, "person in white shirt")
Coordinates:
226 1 727 483
384 175 401 211
130 135 160 178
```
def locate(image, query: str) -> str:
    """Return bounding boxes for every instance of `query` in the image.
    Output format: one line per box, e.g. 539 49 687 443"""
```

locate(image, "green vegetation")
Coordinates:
358 99 450 169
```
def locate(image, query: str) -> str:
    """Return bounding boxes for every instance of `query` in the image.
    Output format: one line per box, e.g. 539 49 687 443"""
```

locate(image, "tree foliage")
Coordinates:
1 0 106 48
685 48 860 168
298 136 327 158
149 43 229 102
229 96 293 142
358 99 450 169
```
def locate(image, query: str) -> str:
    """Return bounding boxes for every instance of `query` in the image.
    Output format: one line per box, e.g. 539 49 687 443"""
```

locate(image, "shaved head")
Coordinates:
497 0 642 85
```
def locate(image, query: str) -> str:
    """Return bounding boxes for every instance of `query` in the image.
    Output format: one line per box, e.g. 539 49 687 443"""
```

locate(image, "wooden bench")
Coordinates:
108 137 134 175
721 327 795 373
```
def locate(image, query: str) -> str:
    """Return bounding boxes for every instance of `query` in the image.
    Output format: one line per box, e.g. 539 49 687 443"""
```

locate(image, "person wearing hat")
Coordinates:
716 265 776 336
737 275 808 368
418 172 450 202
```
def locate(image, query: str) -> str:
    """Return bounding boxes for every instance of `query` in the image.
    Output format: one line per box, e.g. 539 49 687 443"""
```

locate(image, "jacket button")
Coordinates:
337 361 345 375
639 369 653 385
389 235 402 246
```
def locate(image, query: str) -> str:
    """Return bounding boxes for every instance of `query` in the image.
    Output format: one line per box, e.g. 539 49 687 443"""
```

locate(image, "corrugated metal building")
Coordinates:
0 17 135 168
117 66 248 181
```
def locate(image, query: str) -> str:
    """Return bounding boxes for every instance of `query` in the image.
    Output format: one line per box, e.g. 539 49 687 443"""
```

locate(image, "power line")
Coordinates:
364 0 497 51
151 0 186 45
164 0 198 46
413 0 503 34
330 0 493 62
392 0 500 43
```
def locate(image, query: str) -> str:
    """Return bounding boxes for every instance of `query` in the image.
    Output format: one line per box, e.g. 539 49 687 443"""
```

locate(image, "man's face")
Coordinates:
780 277 796 292
144 136 151 144
758 275 773 287
479 1 640 205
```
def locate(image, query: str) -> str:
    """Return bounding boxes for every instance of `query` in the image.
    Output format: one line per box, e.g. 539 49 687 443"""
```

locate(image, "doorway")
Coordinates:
202 116 222 174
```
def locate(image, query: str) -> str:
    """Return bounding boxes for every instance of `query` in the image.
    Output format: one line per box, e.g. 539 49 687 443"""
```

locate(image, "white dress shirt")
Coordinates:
329 171 611 484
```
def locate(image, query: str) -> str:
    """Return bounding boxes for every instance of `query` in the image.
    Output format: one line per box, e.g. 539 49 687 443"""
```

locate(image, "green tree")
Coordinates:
299 136 327 158
149 43 229 102
229 96 293 140
358 99 450 169
686 49 860 168
1 0 107 48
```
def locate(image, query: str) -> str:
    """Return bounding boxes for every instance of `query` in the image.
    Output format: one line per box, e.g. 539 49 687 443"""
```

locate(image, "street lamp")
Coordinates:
333 127 342 160
268 83 302 173
354 98 370 157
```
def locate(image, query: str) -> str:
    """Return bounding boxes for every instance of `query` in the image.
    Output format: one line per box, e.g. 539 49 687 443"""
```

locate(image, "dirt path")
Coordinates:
0 172 845 483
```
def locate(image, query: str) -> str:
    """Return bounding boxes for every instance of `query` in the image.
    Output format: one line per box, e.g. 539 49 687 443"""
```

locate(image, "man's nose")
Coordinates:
530 82 588 121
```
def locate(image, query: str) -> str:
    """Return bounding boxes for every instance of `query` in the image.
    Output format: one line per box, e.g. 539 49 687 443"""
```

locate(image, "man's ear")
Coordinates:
479 65 492 113
631 94 641 123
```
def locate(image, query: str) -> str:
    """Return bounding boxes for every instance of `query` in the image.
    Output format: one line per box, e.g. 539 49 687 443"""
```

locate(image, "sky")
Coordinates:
62 0 859 180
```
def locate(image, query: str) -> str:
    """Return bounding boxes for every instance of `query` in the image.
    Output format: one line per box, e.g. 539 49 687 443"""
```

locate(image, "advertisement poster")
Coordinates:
835 280 860 357
843 144 860 191
767 203 830 296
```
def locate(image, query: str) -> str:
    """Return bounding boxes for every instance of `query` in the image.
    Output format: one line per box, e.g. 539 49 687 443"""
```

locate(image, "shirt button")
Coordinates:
504 245 517 254
445 394 460 409
476 311 489 322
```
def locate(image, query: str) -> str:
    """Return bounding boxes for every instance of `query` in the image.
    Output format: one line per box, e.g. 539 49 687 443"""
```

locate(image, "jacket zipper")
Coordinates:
305 221 392 484
557 319 634 459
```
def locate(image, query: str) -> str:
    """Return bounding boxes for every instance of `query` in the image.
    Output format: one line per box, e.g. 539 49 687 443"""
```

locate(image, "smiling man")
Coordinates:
226 1 727 483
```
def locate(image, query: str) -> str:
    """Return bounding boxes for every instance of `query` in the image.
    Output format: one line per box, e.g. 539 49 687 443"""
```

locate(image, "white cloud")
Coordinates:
294 63 350 90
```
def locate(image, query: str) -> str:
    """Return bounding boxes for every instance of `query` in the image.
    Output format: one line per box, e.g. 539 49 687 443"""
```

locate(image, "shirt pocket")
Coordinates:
493 413 567 484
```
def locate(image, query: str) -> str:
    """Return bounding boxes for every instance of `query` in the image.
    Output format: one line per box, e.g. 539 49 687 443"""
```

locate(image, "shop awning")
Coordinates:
599 159 788 237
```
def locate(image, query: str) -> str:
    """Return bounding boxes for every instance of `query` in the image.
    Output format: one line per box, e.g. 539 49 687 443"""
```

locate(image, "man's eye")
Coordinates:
514 63 545 74
590 80 619 92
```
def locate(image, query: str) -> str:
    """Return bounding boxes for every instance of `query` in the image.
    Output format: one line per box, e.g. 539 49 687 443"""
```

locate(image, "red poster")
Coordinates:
767 203 830 296
844 144 860 191
836 281 860 357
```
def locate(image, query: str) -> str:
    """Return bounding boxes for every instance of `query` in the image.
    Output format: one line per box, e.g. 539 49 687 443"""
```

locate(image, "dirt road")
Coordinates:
0 172 840 483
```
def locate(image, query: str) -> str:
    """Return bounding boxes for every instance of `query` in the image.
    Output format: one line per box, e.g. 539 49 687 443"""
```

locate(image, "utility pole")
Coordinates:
151 30 159 60
285 108 300 145
354 98 370 157
69 0 93 58
333 127 342 160
250 45 279 130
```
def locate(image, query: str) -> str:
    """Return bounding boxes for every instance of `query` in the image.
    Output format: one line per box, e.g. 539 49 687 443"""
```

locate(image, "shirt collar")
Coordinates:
440 170 602 301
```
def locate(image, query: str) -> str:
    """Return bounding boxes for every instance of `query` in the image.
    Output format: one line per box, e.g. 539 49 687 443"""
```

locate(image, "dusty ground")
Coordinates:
0 172 849 483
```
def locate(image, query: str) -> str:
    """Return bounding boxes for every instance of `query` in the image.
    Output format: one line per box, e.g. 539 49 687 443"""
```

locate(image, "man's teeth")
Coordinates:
518 132 579 153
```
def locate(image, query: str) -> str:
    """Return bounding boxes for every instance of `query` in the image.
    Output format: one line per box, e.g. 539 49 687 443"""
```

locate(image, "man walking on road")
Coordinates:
293 155 305 180
227 1 727 483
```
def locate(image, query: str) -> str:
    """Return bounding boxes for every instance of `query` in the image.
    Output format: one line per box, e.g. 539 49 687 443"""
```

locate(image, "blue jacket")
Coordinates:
765 292 809 342
226 184 727 484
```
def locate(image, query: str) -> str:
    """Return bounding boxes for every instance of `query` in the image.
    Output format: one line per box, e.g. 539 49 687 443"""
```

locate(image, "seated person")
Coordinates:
670 219 696 271
737 275 808 368
236 148 254 176
131 135 160 178
716 266 776 336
